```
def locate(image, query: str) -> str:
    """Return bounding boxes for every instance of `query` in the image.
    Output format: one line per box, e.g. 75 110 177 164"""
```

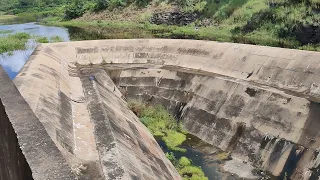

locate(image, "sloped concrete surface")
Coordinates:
0 66 75 180
13 39 320 179
14 40 182 179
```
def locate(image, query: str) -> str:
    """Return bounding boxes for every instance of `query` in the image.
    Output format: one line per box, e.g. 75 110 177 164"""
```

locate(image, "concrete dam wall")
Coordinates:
10 39 320 179
0 66 75 180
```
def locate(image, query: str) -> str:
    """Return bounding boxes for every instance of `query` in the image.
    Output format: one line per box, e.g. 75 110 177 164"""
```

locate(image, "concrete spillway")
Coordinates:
3 39 320 179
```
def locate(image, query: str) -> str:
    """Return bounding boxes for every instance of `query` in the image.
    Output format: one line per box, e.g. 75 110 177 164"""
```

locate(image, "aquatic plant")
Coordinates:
50 35 63 42
165 153 208 180
36 37 49 43
163 131 187 152
129 102 186 151
0 32 30 54
178 156 191 167
179 165 208 180
129 102 208 180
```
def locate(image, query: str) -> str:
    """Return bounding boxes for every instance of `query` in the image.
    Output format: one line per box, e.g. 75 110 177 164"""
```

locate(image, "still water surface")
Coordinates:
0 22 69 79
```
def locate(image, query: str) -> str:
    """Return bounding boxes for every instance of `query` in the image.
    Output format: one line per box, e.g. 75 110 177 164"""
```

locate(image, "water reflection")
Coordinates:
0 23 70 79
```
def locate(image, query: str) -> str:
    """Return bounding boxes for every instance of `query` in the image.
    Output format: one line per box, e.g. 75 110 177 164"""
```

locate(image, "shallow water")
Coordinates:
158 133 223 180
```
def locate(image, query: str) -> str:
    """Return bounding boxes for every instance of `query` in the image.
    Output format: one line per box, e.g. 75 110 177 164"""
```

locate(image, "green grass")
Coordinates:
0 32 30 54
0 15 17 24
0 32 64 54
34 35 64 43
36 36 49 43
0 30 13 34
0 15 16 20
50 35 63 42
40 0 320 52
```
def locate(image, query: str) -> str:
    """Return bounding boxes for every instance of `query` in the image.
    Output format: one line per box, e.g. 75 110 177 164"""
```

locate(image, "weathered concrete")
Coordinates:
13 40 181 180
13 39 320 179
0 66 75 180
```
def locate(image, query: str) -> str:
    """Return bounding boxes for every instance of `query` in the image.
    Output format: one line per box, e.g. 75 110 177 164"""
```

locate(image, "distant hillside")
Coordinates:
4 0 320 50
80 0 320 50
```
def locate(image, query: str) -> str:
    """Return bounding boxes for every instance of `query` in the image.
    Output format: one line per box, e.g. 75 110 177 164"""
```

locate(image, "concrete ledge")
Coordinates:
0 66 75 180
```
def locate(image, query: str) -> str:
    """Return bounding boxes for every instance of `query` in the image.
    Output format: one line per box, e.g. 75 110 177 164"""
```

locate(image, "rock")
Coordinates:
150 11 199 26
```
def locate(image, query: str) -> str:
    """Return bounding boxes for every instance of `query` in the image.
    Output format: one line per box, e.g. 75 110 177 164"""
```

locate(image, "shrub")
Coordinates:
178 156 191 168
36 37 49 43
50 35 63 42
135 0 152 7
179 166 208 180
0 30 13 34
163 130 186 152
64 0 85 20
94 0 110 11
165 152 177 165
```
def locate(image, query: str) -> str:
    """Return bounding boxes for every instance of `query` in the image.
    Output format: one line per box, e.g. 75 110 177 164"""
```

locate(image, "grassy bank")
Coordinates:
3 0 320 52
0 15 17 24
0 15 16 20
3 0 320 51
43 19 312 51
36 0 320 52
129 102 208 180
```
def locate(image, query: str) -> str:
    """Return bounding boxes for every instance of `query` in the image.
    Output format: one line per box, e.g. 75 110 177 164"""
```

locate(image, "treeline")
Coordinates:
2 0 219 19
63 0 203 19
64 0 154 19
0 0 67 13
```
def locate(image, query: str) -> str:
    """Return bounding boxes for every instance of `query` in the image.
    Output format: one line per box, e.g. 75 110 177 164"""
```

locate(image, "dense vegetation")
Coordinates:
129 102 208 180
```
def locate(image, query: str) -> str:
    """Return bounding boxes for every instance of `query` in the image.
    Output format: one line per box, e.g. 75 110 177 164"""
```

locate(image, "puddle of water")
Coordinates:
157 133 223 180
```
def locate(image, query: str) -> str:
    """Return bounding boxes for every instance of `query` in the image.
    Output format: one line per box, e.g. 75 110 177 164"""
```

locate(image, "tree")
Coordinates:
94 0 109 11
64 0 85 19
